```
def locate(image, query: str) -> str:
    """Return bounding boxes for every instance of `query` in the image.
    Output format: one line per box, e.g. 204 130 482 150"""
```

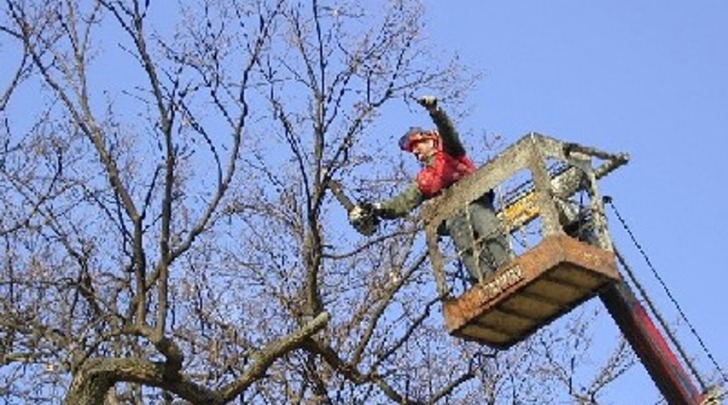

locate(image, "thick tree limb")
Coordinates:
65 312 330 404
218 311 331 402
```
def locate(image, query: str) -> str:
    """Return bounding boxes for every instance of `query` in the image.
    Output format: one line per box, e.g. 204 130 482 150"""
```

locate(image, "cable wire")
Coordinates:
614 247 707 390
604 195 728 386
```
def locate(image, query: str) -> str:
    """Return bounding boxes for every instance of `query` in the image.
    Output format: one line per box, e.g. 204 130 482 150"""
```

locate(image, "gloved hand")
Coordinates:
348 202 382 222
348 205 368 223
417 95 438 111
348 202 381 236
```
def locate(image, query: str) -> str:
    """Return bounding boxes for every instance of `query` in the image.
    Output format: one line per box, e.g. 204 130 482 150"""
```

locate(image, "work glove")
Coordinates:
348 205 367 223
348 202 381 236
417 95 438 111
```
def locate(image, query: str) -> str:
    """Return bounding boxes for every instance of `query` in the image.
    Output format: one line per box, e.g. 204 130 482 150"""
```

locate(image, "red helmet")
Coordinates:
399 127 439 152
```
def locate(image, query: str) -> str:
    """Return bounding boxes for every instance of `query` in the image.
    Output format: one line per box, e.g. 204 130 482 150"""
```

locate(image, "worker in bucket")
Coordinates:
349 96 509 282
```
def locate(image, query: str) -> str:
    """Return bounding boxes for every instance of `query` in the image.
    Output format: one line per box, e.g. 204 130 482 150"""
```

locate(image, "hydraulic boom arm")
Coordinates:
600 281 711 405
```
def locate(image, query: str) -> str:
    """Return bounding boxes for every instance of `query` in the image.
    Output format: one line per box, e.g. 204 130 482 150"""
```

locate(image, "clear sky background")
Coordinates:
3 1 724 403
415 1 727 403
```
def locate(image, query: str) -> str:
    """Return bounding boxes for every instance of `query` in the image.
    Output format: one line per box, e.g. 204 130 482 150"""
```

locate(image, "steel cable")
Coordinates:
604 195 728 387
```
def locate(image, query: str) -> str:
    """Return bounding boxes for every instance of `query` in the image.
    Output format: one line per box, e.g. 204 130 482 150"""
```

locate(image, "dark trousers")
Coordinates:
446 197 509 282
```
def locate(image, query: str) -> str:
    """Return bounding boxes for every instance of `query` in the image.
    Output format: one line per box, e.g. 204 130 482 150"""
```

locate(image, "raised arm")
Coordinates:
417 96 466 157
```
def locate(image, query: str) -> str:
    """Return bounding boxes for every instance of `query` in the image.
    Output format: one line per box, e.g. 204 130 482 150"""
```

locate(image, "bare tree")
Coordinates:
0 0 635 404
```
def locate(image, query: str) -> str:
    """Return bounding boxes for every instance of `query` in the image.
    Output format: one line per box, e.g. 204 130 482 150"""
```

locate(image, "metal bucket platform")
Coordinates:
443 234 620 349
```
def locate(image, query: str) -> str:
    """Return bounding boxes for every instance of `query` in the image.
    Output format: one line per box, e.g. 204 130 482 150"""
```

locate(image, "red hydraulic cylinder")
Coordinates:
600 281 705 405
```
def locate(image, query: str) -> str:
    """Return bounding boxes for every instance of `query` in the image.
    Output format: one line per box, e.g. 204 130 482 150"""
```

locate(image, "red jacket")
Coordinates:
416 147 475 198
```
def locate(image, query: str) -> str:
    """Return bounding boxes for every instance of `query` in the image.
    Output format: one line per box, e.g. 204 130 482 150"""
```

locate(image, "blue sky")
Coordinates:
2 1 724 402
416 1 728 403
